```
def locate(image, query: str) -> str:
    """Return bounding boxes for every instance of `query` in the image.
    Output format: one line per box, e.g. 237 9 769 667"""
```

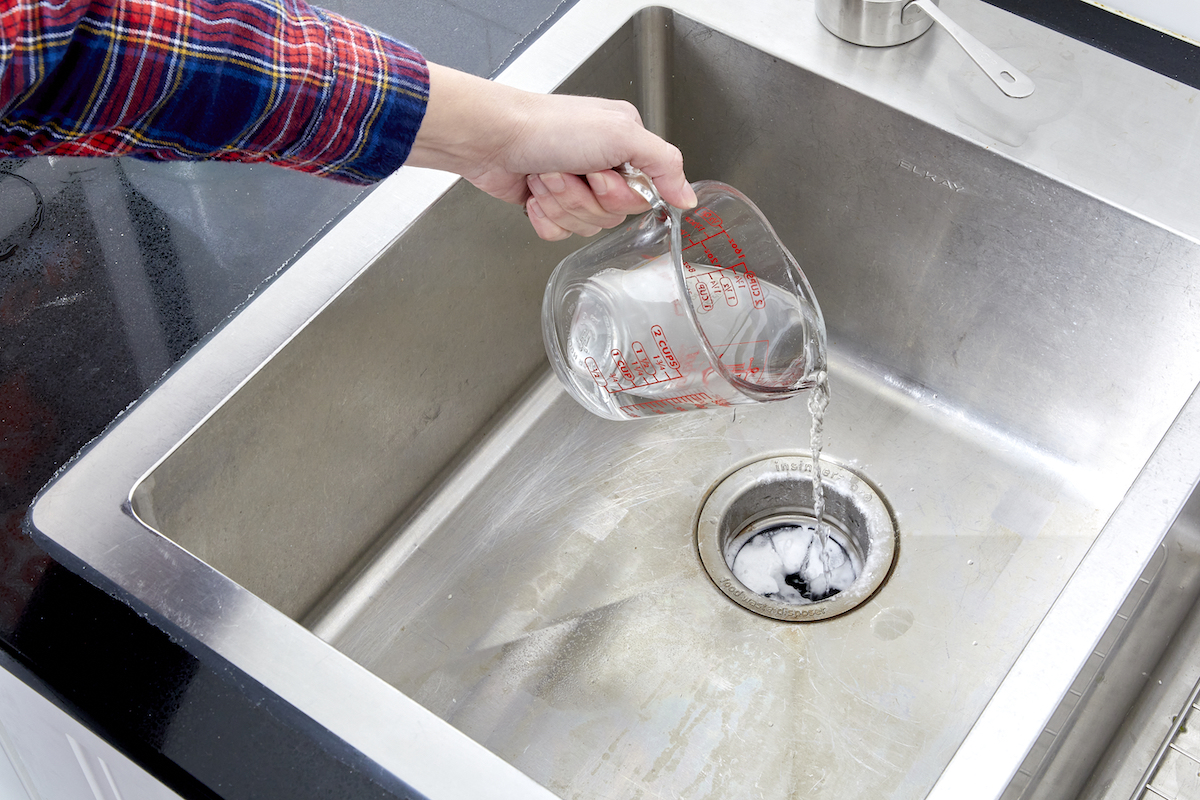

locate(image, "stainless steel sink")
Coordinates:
29 1 1200 799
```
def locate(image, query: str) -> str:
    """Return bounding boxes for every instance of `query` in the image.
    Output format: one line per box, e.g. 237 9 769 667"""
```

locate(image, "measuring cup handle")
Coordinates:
617 163 669 212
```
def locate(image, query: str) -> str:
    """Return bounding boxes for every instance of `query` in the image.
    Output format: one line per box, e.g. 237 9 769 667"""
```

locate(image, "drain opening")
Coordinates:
696 455 897 622
728 514 862 604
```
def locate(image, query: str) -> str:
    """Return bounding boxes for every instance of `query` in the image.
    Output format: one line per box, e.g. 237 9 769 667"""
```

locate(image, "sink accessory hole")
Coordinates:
696 455 897 622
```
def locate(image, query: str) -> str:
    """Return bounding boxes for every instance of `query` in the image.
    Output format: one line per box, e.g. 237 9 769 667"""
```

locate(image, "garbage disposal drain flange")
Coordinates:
695 454 898 622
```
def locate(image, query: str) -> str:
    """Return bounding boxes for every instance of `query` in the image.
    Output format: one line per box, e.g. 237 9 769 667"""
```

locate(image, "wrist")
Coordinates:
406 63 527 177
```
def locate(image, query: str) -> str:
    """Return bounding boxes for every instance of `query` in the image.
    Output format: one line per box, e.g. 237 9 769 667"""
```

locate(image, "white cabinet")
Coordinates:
0 666 184 800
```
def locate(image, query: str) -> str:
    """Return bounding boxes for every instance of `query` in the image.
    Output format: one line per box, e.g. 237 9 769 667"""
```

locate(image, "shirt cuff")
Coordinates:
276 9 430 184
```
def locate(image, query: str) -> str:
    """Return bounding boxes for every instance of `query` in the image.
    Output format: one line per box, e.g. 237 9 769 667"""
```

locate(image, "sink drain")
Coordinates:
696 455 897 621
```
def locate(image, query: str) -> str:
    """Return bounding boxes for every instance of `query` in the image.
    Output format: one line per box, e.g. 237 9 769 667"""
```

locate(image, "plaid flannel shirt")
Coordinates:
0 0 429 183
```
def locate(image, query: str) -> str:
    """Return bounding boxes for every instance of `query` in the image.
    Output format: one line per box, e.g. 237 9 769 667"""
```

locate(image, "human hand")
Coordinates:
407 63 697 241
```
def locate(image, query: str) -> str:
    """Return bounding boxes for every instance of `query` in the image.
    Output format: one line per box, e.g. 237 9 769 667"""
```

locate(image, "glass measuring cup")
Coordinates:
542 166 827 420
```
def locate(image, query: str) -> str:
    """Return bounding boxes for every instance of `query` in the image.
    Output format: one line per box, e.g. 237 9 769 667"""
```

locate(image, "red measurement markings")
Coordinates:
682 215 759 309
598 326 683 395
652 325 679 370
724 228 745 261
726 358 764 383
630 341 655 378
694 278 714 311
585 357 607 389
682 230 747 273
742 266 765 309
681 228 729 263
681 214 708 244
619 391 732 417
713 339 769 380
612 349 636 385
681 229 728 250
686 269 742 312
718 275 738 306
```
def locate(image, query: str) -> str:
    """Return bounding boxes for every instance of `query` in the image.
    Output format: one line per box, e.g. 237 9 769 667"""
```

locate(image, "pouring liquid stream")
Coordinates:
808 372 833 577
727 372 846 606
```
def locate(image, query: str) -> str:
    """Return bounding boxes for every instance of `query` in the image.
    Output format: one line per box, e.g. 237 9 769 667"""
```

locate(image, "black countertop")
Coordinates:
1 2 1196 798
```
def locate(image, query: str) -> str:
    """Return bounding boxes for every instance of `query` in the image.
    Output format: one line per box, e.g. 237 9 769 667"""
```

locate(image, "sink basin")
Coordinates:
30 1 1200 799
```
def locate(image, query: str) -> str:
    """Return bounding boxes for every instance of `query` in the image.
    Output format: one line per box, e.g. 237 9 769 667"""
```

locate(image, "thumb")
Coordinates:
627 140 698 210
652 170 699 210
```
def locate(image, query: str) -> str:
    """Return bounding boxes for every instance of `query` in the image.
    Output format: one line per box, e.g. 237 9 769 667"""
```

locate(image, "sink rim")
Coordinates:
27 1 1200 798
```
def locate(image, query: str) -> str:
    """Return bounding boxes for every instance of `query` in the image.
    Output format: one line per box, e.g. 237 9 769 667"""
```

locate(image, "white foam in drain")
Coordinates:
730 524 859 604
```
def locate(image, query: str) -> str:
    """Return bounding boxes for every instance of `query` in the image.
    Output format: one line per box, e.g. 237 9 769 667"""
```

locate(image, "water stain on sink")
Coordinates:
872 607 915 640
949 45 1082 146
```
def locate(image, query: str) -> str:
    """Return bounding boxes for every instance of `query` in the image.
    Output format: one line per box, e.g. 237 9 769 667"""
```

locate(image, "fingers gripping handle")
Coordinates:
617 163 668 212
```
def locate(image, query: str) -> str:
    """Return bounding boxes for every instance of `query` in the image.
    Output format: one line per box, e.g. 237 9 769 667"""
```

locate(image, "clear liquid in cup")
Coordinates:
562 254 822 419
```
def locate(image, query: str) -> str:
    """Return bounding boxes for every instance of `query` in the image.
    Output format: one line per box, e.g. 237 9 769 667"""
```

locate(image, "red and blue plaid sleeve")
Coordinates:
0 0 430 183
